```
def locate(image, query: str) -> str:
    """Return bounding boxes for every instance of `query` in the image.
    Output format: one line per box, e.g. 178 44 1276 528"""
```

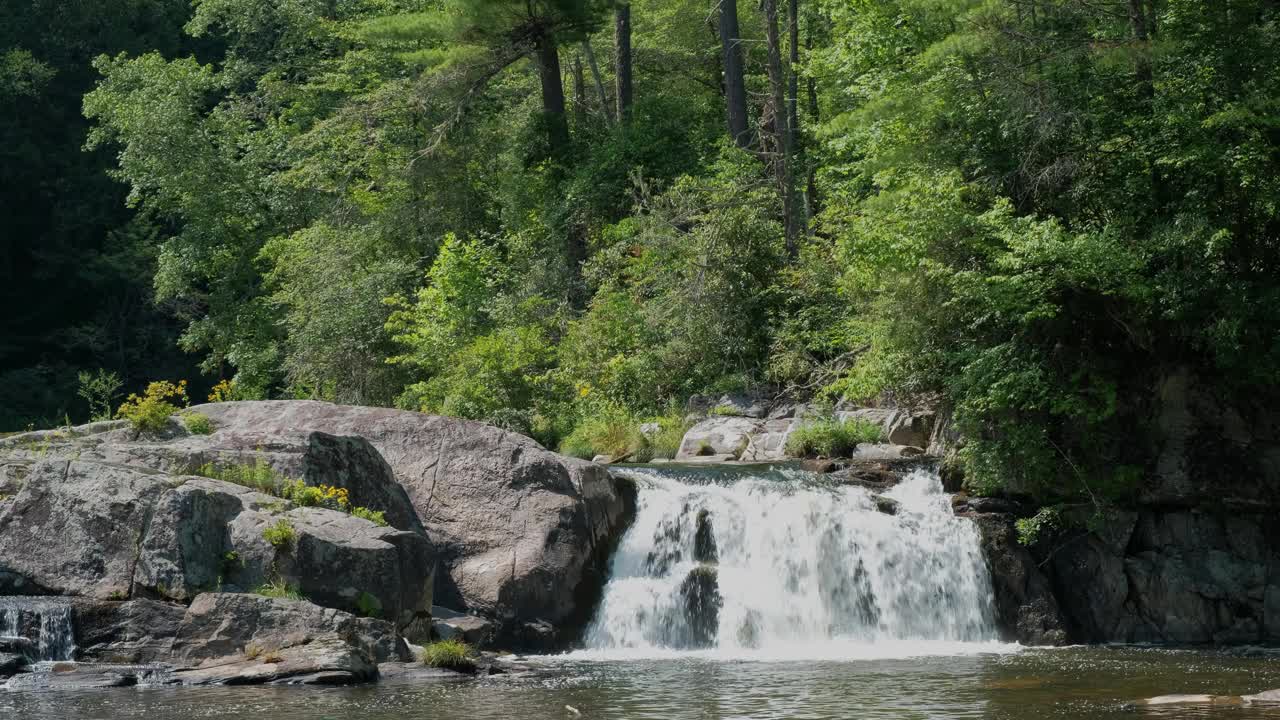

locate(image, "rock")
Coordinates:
0 637 33 656
0 652 25 677
377 661 470 682
72 598 186 663
676 417 763 461
174 635 377 686
969 514 1070 645
431 606 497 647
835 409 894 440
739 417 799 462
591 455 613 465
887 412 935 449
829 459 924 490
872 495 899 516
849 443 925 461
709 393 767 419
965 497 1025 515
767 402 807 420
188 401 632 649
693 510 718 563
1244 689 1280 704
1139 694 1238 706
801 458 846 474
0 460 169 598
638 422 662 440
939 455 964 492
172 593 404 666
679 565 722 648
4 663 149 690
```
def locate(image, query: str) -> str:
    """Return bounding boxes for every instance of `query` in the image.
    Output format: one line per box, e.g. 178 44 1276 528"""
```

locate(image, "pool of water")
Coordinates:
7 646 1280 719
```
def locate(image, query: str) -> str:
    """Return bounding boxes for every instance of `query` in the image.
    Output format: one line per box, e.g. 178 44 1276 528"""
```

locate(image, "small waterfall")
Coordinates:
0 597 77 661
583 465 1001 657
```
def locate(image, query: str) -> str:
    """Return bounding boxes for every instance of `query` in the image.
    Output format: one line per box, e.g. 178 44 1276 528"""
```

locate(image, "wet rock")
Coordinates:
72 598 186 664
693 510 718 563
739 417 800 462
4 663 150 690
801 458 847 474
679 565 722 648
377 661 470 682
591 454 613 464
0 652 25 677
965 497 1025 515
1243 689 1280 704
1139 694 1239 706
969 514 1069 645
174 635 377 686
431 605 497 647
872 495 899 516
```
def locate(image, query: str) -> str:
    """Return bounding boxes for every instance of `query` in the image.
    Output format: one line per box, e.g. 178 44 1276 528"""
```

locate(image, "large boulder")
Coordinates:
0 460 170 598
676 416 762 460
190 401 632 647
72 598 186 664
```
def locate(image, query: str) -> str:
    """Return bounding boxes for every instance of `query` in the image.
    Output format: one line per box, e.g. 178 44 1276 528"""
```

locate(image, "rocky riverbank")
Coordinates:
0 400 635 685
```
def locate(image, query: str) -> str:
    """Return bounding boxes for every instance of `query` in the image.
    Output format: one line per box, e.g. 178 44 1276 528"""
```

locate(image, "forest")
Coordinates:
3 0 1278 505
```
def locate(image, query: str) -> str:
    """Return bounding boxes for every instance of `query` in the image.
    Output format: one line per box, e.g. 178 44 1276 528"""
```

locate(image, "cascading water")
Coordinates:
582 464 1004 659
0 597 77 662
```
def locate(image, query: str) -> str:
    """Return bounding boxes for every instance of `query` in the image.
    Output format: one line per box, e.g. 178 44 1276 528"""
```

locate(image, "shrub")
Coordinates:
351 506 388 527
419 639 475 671
254 578 305 600
355 590 382 618
785 417 882 458
195 457 282 495
280 479 349 511
1015 506 1063 546
116 380 188 433
262 519 297 549
641 412 689 461
207 379 237 403
77 369 123 422
181 411 213 435
559 404 643 460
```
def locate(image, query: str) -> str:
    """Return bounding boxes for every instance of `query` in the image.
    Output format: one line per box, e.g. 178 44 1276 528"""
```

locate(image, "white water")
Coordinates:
577 465 1010 660
0 597 76 661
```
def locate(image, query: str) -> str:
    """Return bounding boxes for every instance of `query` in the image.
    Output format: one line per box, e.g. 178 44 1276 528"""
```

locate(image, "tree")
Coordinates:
761 0 797 252
719 0 751 147
614 2 632 122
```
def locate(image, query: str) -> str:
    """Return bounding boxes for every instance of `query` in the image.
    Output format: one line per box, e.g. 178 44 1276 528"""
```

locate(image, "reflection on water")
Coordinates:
6 646 1280 720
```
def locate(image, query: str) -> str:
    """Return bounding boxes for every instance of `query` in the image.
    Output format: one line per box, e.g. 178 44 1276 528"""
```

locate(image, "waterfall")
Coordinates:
0 597 77 662
581 465 1003 658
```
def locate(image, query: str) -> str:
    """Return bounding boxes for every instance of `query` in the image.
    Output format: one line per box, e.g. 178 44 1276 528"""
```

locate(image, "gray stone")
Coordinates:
431 606 497 647
72 598 186 664
872 495 899 516
174 635 377 686
0 460 170 598
1244 689 1280 704
171 593 403 669
676 417 763 460
739 417 799 462
0 652 25 677
710 393 767 419
187 401 631 648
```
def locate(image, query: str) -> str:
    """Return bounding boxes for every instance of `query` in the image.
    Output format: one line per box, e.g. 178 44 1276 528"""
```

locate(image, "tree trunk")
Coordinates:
1127 0 1154 100
804 2 819 228
719 0 751 147
535 33 570 156
572 54 587 124
762 0 797 254
614 3 633 123
787 0 799 152
582 40 612 122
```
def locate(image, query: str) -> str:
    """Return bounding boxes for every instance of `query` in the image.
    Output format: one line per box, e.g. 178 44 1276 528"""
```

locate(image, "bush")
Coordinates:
280 479 349 511
77 369 123 422
181 411 213 435
262 518 297 548
207 379 237 403
116 380 188 433
785 417 882 458
254 578 305 600
419 639 475 671
559 403 642 460
351 506 388 527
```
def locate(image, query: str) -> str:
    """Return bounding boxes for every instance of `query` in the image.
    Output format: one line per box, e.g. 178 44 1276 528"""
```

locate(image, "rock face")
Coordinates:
189 401 632 647
967 515 1069 645
972 369 1280 646
676 416 762 460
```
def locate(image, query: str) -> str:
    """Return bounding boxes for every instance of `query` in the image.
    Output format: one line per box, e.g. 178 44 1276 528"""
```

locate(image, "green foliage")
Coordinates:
254 578 305 600
355 591 383 618
181 412 214 435
419 639 475 671
195 457 284 495
785 417 882 459
116 380 188 433
77 370 124 422
262 519 297 549
1016 507 1063 547
351 506 389 527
